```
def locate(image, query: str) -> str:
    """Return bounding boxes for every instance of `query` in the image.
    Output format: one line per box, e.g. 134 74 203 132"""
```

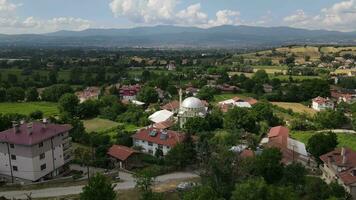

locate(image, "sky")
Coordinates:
1 0 356 34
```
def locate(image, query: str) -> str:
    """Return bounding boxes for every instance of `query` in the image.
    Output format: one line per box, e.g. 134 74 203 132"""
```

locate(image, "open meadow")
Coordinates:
0 102 59 116
290 131 356 151
271 102 316 116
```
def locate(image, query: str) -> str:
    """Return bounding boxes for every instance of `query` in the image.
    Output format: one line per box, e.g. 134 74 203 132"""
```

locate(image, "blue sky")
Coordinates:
1 0 355 34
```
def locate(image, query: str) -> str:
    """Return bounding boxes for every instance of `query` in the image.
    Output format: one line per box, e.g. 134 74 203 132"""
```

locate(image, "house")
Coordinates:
312 96 334 111
331 89 356 104
185 87 199 96
166 62 176 71
216 84 239 93
0 120 72 182
263 84 273 93
261 126 315 167
148 110 174 124
320 148 356 199
161 100 180 113
120 84 141 100
132 127 185 156
75 87 101 103
218 97 256 112
107 145 141 170
153 120 175 130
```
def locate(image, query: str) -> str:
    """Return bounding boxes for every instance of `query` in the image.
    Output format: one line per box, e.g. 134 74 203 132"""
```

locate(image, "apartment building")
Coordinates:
0 120 72 182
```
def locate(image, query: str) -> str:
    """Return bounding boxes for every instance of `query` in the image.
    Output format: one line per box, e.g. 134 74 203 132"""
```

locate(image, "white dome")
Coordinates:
182 97 204 109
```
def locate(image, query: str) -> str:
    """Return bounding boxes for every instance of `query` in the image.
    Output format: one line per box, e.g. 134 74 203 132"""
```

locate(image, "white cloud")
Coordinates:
176 3 208 25
0 0 18 13
0 0 92 34
284 0 356 31
109 0 242 27
208 10 241 27
109 0 176 23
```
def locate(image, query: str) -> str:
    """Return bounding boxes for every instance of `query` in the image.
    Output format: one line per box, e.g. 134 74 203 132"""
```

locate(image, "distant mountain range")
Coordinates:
1 25 356 48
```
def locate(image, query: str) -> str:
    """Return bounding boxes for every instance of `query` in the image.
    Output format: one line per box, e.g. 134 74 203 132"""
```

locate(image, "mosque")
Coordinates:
178 89 207 128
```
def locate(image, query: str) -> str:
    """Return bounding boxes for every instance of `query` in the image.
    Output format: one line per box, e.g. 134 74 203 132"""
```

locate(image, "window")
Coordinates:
38 142 43 148
11 155 16 160
10 144 14 148
12 166 18 171
40 153 45 160
40 164 46 171
148 142 153 146
158 145 163 149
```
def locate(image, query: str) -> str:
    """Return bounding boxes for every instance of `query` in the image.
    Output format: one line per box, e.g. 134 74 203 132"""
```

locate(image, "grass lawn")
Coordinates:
290 131 356 151
271 102 316 116
0 102 59 116
83 118 120 133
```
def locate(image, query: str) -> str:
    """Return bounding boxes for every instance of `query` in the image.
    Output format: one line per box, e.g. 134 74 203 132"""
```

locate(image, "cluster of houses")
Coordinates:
311 88 356 112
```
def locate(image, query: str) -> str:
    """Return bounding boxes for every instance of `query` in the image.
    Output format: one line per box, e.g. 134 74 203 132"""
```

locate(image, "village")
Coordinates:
0 45 355 200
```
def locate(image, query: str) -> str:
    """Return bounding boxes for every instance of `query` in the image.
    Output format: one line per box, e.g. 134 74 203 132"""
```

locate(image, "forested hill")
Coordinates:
1 25 356 48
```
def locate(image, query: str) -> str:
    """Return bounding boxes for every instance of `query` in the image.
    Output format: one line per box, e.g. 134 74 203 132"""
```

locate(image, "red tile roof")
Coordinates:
268 126 289 146
240 149 255 159
153 120 175 130
246 98 258 105
107 145 138 161
132 127 184 147
0 122 72 146
161 100 180 111
320 148 356 185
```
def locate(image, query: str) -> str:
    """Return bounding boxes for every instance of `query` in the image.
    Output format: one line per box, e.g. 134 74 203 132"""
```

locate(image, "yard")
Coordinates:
0 102 59 116
271 102 316 116
290 131 356 151
83 118 120 133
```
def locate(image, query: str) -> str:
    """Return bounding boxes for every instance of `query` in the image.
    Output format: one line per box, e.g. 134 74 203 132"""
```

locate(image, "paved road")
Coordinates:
316 129 356 134
0 172 199 199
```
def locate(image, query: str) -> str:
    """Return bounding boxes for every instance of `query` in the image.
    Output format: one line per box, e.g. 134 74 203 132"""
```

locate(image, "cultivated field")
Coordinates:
0 102 59 116
291 131 356 151
271 102 316 116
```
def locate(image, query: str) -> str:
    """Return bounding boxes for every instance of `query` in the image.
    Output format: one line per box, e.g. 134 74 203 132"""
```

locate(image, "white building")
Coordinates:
148 110 174 124
132 128 184 156
0 121 72 182
178 89 207 128
312 96 334 111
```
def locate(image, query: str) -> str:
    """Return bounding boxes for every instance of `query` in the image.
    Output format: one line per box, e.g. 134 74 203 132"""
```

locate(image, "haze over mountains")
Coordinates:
1 25 356 49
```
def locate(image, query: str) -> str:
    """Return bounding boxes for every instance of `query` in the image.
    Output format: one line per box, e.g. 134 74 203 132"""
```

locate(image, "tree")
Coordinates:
6 87 25 102
184 117 209 134
165 135 196 169
281 162 306 190
183 186 219 200
48 70 58 84
41 84 73 102
137 86 159 103
58 93 79 116
0 88 6 102
77 100 100 119
25 87 39 101
224 107 257 133
29 110 43 120
252 70 269 84
307 132 338 163
252 102 282 126
314 110 347 129
134 169 162 200
197 86 217 101
253 148 284 184
80 173 116 200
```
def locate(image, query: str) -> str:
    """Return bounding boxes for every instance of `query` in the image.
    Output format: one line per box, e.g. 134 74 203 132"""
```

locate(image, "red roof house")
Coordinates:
107 145 141 169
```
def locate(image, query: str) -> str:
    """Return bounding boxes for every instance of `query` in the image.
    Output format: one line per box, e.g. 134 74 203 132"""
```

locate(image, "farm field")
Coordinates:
290 131 356 151
0 102 59 116
83 118 120 133
271 102 316 116
213 93 252 103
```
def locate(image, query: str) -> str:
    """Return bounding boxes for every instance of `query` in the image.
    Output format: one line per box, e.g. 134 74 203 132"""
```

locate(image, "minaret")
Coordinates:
179 88 183 109
179 88 183 129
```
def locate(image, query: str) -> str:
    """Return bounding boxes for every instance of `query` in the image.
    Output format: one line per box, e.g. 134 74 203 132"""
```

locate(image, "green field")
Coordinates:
83 118 120 133
290 131 356 151
0 102 59 116
272 102 316 116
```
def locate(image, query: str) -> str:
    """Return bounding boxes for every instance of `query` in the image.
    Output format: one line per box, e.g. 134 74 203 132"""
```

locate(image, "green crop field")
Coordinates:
83 118 120 133
290 131 356 151
271 102 316 116
0 102 59 116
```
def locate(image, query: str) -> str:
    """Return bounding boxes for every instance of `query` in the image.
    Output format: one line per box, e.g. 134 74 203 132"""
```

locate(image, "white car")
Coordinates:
176 182 198 191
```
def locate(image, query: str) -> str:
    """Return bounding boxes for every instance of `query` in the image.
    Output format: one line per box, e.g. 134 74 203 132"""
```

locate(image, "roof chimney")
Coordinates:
12 121 20 134
27 123 33 135
42 118 48 129
341 147 347 164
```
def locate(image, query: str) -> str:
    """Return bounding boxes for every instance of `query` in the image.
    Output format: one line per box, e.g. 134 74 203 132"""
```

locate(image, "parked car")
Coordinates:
176 182 198 191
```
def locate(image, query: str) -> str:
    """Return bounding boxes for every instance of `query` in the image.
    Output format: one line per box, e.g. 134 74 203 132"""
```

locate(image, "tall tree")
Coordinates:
80 173 116 200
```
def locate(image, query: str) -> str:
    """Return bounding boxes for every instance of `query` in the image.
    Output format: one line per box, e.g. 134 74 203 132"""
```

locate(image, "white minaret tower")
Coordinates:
179 88 183 128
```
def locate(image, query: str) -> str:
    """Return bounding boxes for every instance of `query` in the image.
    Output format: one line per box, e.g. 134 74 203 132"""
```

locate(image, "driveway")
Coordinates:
0 172 199 199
